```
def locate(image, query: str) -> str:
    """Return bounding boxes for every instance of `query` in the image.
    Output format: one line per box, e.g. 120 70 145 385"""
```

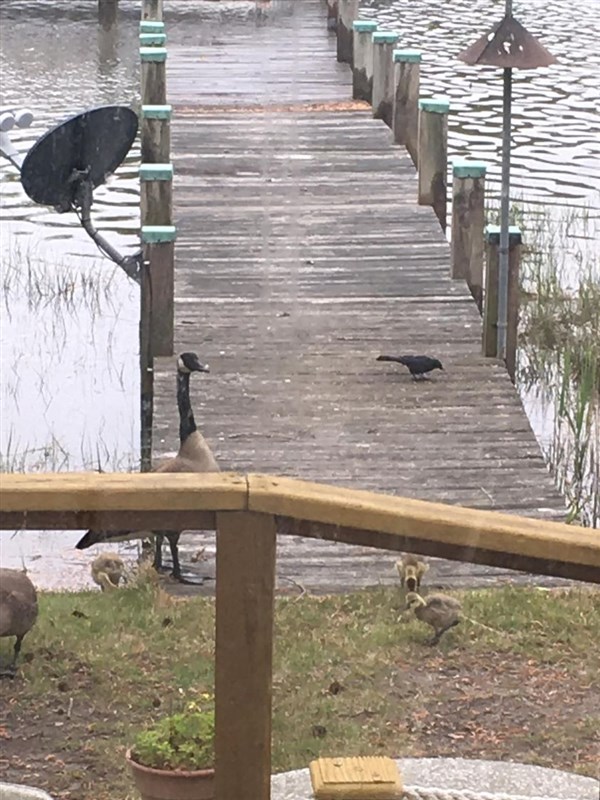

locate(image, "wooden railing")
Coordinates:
1 472 599 800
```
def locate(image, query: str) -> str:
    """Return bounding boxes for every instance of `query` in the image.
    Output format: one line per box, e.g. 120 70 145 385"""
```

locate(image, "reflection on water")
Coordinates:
364 0 600 213
1 0 599 585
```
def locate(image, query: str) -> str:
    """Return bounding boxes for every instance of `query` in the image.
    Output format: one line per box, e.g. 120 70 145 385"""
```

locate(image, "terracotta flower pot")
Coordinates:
126 749 215 800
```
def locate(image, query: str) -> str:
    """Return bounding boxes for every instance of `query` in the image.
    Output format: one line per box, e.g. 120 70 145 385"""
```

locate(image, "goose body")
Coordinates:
76 352 220 582
406 591 461 645
0 568 38 673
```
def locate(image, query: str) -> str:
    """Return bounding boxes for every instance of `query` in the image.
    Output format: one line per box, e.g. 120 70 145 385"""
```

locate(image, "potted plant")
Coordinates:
126 696 215 800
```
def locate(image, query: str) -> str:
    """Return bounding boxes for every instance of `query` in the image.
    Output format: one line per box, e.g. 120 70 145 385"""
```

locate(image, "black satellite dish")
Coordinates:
19 105 141 282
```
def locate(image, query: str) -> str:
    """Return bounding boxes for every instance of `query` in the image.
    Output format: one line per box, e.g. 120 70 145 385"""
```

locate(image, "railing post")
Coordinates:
215 511 277 800
336 0 359 65
352 20 378 102
372 31 399 127
451 161 487 311
483 224 523 382
392 49 421 166
417 97 449 231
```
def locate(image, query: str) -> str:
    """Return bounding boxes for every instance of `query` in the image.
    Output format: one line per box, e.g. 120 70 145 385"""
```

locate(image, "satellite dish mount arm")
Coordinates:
71 168 142 284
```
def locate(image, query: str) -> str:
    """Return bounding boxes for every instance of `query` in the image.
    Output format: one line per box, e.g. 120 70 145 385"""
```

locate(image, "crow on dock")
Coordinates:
376 354 443 379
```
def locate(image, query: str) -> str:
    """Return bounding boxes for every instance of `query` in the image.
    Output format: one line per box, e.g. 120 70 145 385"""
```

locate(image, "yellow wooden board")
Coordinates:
309 757 403 800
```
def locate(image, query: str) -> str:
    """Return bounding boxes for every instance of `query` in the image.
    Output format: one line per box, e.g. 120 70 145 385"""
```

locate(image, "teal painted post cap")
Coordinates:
142 104 172 119
485 224 523 243
453 160 487 178
141 225 177 244
140 47 167 62
139 20 164 33
140 163 174 181
393 49 421 63
353 20 378 32
372 31 399 44
139 32 166 46
418 97 450 113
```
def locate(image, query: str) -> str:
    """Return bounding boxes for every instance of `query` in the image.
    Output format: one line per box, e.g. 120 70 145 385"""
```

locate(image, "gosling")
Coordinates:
396 554 429 593
0 568 39 675
405 591 461 646
91 552 125 591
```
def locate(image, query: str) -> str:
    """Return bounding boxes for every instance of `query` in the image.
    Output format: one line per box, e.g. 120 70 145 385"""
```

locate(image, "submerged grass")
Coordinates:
513 203 600 526
487 200 600 525
0 583 598 799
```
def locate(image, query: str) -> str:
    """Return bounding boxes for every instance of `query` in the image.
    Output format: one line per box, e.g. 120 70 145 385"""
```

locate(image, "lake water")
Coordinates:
0 0 598 587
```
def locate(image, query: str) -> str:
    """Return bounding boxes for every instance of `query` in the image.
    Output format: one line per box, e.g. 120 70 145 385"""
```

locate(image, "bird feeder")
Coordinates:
457 4 557 362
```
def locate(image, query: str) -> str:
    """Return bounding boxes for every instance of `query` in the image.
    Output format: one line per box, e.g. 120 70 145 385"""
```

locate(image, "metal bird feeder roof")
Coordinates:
457 14 558 69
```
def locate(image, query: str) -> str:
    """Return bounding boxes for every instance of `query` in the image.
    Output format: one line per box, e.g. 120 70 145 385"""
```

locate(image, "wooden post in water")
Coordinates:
336 0 359 64
327 0 338 32
392 49 421 166
352 20 378 102
483 225 522 382
141 0 163 21
372 31 399 127
98 0 118 30
451 161 487 311
417 97 449 231
139 43 171 470
215 511 277 800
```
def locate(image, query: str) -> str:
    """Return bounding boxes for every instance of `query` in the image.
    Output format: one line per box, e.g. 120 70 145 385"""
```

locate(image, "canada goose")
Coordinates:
405 591 461 645
376 354 443 379
91 552 125 591
76 352 220 583
395 554 429 593
0 568 38 675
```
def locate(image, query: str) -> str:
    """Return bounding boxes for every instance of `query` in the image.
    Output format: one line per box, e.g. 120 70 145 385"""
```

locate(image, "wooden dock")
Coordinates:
153 0 567 592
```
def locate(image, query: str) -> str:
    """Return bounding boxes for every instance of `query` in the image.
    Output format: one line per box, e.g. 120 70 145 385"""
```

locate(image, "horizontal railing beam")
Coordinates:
1 471 598 584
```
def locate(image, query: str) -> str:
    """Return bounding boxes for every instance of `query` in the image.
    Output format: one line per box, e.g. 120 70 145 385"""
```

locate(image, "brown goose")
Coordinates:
76 352 220 582
91 552 126 591
0 568 38 675
396 554 429 593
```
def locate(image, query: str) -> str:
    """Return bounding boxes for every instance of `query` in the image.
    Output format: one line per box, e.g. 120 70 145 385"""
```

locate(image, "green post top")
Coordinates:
139 163 173 181
452 160 487 178
485 224 523 244
372 31 399 44
139 32 166 47
139 20 165 33
142 104 172 120
141 225 177 244
140 47 167 63
418 97 450 114
353 20 378 33
393 49 421 63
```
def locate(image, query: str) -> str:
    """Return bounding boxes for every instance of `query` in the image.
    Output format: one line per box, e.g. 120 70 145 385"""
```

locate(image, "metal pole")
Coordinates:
497 65 512 360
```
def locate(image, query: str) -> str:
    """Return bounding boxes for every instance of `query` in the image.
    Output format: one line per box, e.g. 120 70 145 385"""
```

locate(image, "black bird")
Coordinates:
377 354 443 379
76 352 220 583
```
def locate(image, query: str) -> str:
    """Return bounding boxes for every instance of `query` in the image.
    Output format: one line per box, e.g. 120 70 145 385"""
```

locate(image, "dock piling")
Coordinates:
352 20 378 102
417 97 449 231
451 161 487 311
392 49 421 166
483 224 523 382
141 0 163 21
372 31 399 127
336 0 360 65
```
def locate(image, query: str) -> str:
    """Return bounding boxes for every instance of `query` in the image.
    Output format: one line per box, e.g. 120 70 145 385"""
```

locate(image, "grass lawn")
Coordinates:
0 580 598 799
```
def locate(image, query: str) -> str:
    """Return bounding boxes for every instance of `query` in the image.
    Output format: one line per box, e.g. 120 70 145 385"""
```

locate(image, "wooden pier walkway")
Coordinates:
153 0 566 592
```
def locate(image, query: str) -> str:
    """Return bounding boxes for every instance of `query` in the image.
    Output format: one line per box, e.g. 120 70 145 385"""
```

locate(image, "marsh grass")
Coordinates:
0 584 598 798
512 204 600 526
1 239 119 318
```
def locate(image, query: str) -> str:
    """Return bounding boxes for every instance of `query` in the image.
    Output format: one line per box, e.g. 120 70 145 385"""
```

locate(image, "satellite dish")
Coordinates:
21 105 138 211
19 105 141 282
